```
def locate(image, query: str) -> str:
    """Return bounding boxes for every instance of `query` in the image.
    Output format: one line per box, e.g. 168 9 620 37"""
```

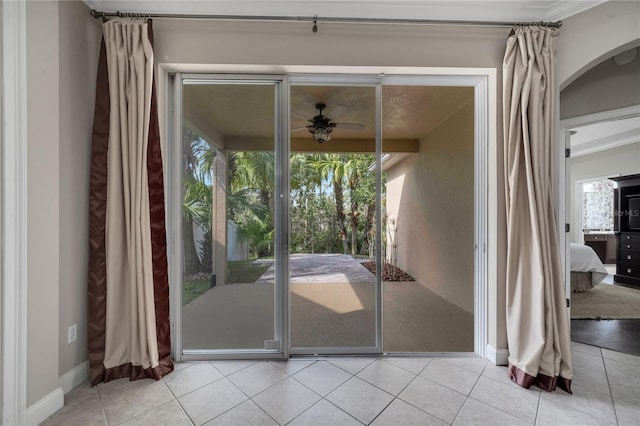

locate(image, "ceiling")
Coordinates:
84 0 605 23
184 83 474 152
568 115 640 157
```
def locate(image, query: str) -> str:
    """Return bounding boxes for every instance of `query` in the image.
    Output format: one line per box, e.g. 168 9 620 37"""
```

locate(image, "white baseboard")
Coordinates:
59 361 89 394
486 344 509 366
26 387 64 426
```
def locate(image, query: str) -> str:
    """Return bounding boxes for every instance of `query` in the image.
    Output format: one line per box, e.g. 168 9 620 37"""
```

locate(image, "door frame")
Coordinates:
1 1 28 423
560 104 640 310
161 65 493 361
169 73 290 361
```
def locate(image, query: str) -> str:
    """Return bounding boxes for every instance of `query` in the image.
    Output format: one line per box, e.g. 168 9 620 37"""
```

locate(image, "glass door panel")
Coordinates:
289 85 378 352
181 80 281 352
381 85 475 352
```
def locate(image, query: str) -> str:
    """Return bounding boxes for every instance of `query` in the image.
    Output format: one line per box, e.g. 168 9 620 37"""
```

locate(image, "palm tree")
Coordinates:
228 151 276 257
182 129 214 275
348 155 376 255
313 154 351 254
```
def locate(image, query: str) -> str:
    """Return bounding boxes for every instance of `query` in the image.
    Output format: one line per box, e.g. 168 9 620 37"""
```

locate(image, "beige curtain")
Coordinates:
503 25 572 393
88 18 173 385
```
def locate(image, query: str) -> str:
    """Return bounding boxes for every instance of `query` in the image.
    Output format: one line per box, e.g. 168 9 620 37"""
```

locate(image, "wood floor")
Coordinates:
571 319 640 357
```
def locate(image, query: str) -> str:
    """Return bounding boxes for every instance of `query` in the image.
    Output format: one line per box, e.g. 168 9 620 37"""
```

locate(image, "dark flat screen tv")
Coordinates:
629 197 640 230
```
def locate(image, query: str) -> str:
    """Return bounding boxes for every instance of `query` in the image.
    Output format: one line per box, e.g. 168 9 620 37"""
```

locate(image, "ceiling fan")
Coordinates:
292 103 364 143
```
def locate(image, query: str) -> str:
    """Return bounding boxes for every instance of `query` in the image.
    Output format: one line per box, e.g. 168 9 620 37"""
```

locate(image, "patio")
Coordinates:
183 254 473 353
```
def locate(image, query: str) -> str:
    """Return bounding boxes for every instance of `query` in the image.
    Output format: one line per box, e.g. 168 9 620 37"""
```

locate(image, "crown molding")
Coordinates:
546 0 608 21
82 0 600 23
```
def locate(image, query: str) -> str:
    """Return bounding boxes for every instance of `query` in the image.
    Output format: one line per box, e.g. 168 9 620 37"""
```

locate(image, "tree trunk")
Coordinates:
350 210 359 256
183 216 201 275
349 173 360 256
359 202 375 255
333 179 349 254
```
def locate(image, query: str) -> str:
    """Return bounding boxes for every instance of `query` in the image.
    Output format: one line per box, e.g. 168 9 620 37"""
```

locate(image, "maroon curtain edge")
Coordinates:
508 364 572 394
88 36 110 386
88 20 174 387
146 19 174 377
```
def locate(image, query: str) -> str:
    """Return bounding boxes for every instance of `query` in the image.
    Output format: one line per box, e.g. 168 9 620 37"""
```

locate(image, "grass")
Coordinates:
227 259 271 284
183 260 271 305
183 273 211 305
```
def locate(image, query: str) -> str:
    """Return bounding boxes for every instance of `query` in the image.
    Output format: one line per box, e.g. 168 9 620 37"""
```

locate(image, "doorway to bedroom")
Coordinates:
564 108 640 357
170 72 484 359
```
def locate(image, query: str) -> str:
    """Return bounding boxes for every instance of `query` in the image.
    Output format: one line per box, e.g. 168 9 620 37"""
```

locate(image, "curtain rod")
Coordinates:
89 9 562 31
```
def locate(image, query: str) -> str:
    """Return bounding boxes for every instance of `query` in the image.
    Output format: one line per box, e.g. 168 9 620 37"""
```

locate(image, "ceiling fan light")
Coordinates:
313 127 331 143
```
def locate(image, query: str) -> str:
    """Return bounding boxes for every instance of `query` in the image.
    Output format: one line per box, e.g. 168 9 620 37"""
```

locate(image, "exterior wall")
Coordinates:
386 101 474 313
569 143 640 244
58 0 101 377
26 0 60 406
228 222 249 261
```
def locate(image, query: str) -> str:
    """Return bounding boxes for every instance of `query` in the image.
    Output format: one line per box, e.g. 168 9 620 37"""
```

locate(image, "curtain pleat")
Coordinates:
88 18 173 386
503 26 572 393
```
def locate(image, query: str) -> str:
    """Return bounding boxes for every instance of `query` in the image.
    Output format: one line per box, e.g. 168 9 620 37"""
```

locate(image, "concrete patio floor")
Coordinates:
183 254 473 353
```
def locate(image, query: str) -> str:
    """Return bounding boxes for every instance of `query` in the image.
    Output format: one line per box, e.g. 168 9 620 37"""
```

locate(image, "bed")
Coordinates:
570 243 608 292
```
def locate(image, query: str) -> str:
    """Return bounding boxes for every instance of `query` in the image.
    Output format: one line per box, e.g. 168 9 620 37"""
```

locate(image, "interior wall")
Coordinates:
560 49 640 120
558 0 640 90
386 101 474 313
58 0 101 377
0 1 3 411
153 16 509 353
569 142 640 244
26 0 60 406
559 1 640 264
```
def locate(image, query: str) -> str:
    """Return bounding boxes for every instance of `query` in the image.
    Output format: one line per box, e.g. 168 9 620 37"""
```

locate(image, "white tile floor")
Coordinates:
43 342 640 426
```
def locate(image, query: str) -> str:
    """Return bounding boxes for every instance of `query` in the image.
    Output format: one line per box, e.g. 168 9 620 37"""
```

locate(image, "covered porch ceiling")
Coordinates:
183 83 474 153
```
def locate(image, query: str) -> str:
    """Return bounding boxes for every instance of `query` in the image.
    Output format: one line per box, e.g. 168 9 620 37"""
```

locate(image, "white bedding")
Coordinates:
570 243 608 288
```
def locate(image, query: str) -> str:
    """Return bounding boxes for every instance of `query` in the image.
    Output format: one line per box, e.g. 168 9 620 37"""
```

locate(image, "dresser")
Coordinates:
583 232 616 264
616 233 640 287
611 174 640 288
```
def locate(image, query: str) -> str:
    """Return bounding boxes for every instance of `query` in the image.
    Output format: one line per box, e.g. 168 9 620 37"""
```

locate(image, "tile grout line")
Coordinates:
533 384 542 426
281 366 349 426
243 361 327 426
364 363 426 425
159 379 196 426
219 367 280 425
462 366 542 425
171 363 257 426
600 348 621 426
449 361 488 425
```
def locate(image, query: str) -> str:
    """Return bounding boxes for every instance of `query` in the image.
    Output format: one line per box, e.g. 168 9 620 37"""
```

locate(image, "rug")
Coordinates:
571 283 640 319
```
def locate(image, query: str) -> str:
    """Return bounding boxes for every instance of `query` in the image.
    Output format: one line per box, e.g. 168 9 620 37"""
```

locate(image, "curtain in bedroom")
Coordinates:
88 17 173 385
503 25 572 393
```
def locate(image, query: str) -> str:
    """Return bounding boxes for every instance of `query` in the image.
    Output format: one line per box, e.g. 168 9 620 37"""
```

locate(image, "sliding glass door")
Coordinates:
289 84 380 354
380 85 475 353
171 72 484 359
177 76 287 357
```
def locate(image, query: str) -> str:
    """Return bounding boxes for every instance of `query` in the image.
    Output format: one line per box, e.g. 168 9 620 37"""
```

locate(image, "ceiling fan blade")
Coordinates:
292 111 312 121
334 122 365 131
291 127 309 133
327 105 348 120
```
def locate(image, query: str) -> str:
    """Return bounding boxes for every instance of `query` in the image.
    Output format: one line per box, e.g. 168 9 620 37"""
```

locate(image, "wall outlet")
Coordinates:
68 324 77 344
